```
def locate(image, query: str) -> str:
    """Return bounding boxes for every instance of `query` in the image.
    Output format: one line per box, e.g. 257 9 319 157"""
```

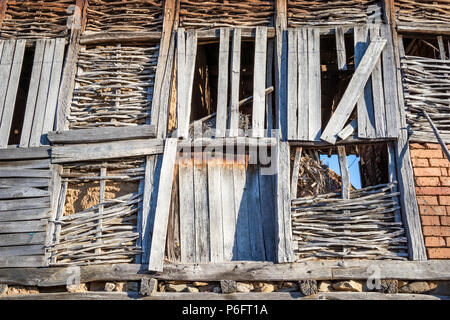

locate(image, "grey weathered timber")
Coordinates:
148 139 178 272
184 30 198 136
276 141 294 263
287 29 298 140
369 25 386 138
0 220 47 234
0 197 50 212
321 38 387 144
228 28 241 138
290 147 302 199
80 32 162 45
195 27 276 41
337 146 350 199
0 40 16 146
176 28 187 138
216 28 230 138
48 125 156 144
0 256 43 268
0 187 50 199
193 159 210 262
0 245 44 257
0 232 46 247
258 169 276 262
0 147 50 160
51 139 164 163
354 25 375 140
178 156 195 263
178 138 277 149
41 38 66 138
275 27 288 140
208 160 224 262
381 24 400 138
0 208 50 222
233 159 251 260
337 119 357 140
335 27 347 70
0 169 51 178
2 260 450 286
221 163 237 261
266 39 274 137
307 28 321 141
0 178 50 189
393 31 427 261
0 40 25 148
297 28 309 141
252 26 268 138
0 158 50 169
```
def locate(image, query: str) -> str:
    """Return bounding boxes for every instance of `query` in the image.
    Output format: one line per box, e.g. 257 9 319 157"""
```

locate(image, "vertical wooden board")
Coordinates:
20 40 45 148
437 36 446 60
335 27 347 71
287 29 298 140
176 29 186 138
0 40 15 127
184 29 198 137
0 40 25 148
387 143 402 224
266 39 274 137
297 28 309 141
246 165 266 261
216 28 230 138
221 163 237 261
290 147 302 199
252 26 267 138
233 159 251 260
354 25 375 139
29 40 56 147
207 160 224 262
193 159 209 262
178 156 196 263
275 28 287 141
307 28 321 141
258 170 276 262
229 28 241 138
41 38 66 140
381 24 399 138
148 139 178 272
369 25 386 138
337 146 350 199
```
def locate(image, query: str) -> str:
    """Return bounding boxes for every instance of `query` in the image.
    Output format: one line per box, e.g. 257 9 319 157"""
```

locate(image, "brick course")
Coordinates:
410 143 450 259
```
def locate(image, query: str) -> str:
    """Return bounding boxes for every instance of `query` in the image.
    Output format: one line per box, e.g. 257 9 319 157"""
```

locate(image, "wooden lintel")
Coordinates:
80 32 163 45
397 25 450 37
1 261 450 287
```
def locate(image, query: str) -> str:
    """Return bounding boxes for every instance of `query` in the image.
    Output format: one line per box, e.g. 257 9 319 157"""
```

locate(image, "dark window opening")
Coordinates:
402 36 450 59
7 45 35 146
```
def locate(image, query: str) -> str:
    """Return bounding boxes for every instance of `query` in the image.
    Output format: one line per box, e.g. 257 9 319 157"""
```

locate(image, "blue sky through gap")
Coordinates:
320 154 362 189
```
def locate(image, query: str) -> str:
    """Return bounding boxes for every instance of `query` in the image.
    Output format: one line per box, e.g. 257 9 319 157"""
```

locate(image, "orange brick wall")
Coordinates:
410 143 450 259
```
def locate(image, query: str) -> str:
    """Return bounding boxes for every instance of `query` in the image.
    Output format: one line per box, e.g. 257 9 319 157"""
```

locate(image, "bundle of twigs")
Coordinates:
287 0 381 27
291 183 408 261
1 0 73 39
395 0 450 27
179 0 274 29
85 0 163 33
69 44 159 129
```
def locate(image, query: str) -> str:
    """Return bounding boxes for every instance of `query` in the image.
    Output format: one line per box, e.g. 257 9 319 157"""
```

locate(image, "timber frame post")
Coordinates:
0 0 7 32
275 0 288 141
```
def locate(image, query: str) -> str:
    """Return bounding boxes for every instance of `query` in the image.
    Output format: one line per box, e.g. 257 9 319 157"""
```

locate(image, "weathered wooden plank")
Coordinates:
51 139 163 163
0 256 44 268
0 196 50 212
0 187 50 199
148 139 178 272
258 169 276 262
193 158 210 263
20 40 46 148
369 25 386 138
297 28 309 141
221 163 237 261
0 245 44 257
0 169 51 178
290 147 302 199
307 28 321 141
287 29 298 140
195 28 276 41
216 27 230 138
0 40 16 145
275 27 288 140
0 220 47 234
337 146 350 199
266 38 274 137
354 25 375 140
229 28 241 138
321 38 387 144
184 29 198 136
381 23 399 138
252 26 267 138
48 125 156 144
29 40 55 147
233 159 251 260
178 156 195 263
0 232 46 247
176 28 187 139
337 119 357 140
207 160 224 262
0 147 50 160
80 32 162 45
41 38 66 139
0 177 50 189
0 207 50 222
0 40 25 148
0 158 50 169
335 27 347 71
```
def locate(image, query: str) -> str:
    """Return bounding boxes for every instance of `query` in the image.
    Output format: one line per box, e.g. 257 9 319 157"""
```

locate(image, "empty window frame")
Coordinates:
69 42 159 129
290 143 407 261
177 27 275 139
286 24 400 143
48 158 145 266
0 38 65 148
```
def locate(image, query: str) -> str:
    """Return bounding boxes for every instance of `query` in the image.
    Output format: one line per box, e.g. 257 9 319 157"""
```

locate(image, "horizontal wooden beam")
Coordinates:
0 147 50 161
1 292 446 300
1 261 450 285
177 137 277 149
398 25 450 36
80 32 162 45
51 139 164 163
196 27 275 41
47 125 156 144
